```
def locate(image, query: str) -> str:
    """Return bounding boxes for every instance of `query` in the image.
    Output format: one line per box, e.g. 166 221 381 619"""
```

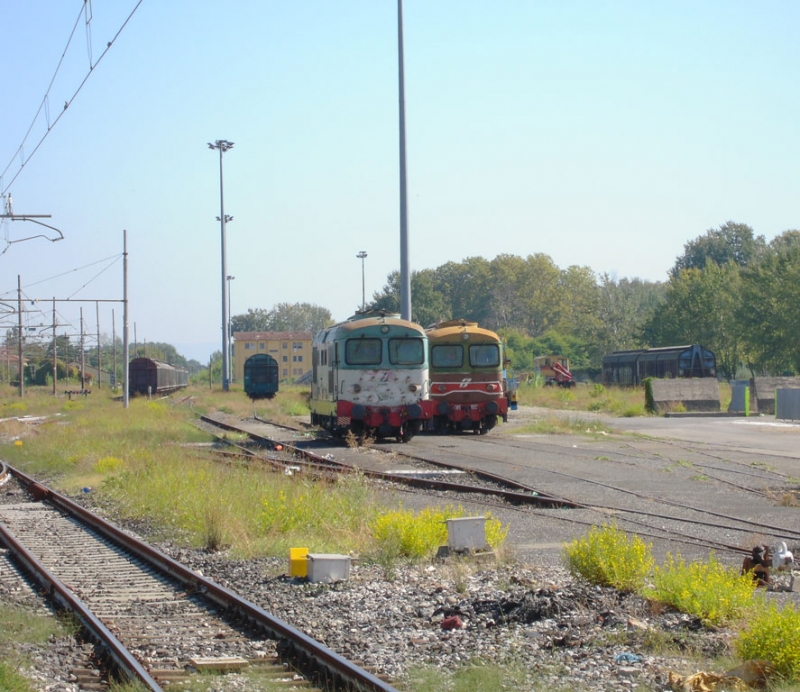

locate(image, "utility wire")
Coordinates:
1 0 144 196
0 254 121 300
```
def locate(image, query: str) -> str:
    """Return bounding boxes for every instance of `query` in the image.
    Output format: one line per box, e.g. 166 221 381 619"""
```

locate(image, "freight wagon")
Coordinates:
602 345 716 386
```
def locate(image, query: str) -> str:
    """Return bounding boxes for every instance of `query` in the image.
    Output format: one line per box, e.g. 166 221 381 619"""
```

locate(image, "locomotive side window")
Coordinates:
431 344 463 368
345 338 382 365
389 338 425 365
469 344 500 367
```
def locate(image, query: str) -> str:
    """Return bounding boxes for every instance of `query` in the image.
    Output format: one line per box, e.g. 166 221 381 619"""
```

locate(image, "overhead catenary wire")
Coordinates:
0 0 144 197
0 254 122 301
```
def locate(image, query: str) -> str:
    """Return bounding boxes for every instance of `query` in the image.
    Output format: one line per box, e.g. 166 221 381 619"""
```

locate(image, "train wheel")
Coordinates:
480 415 497 434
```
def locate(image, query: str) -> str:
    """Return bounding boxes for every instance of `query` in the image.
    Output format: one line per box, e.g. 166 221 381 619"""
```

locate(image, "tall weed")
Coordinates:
370 505 508 561
736 602 800 681
562 522 653 592
647 553 757 626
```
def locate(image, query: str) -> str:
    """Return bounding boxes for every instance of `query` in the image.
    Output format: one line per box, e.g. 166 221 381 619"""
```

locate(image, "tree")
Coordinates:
672 221 766 276
231 304 333 334
738 242 800 374
596 274 664 355
231 308 272 333
436 257 493 326
267 303 333 332
644 263 743 379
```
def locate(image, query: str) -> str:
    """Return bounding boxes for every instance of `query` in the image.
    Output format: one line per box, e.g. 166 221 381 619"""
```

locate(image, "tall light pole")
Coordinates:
227 275 235 383
397 0 411 321
208 139 234 391
356 251 367 310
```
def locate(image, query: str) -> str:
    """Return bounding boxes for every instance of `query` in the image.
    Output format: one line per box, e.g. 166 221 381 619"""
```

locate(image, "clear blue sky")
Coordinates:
2 1 798 363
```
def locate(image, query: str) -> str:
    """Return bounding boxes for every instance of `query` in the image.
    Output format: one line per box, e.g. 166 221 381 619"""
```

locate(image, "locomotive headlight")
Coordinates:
462 333 469 340
408 383 419 393
381 325 390 334
437 384 446 393
353 384 361 393
486 384 496 392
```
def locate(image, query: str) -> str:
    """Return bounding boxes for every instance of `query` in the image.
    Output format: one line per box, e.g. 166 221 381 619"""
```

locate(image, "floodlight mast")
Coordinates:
208 140 234 391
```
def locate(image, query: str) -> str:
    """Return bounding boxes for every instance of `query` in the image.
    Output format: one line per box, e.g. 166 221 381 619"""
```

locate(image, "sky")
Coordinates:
1 1 798 363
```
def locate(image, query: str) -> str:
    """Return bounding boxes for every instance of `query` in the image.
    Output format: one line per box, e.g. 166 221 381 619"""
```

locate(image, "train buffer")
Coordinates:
64 389 92 400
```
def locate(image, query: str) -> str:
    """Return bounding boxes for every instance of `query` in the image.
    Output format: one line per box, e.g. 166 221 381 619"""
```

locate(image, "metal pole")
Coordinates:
112 309 117 389
397 0 411 321
208 139 234 392
227 275 234 383
123 230 130 408
17 275 24 398
357 251 367 310
52 298 57 396
96 301 101 389
219 149 228 391
80 308 85 390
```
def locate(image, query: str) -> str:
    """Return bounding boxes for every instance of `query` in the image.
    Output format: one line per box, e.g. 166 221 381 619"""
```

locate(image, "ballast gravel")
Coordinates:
154 545 734 692
0 475 754 692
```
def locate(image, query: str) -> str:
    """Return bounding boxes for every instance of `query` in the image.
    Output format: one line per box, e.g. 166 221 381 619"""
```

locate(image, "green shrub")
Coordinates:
562 523 653 592
647 553 757 626
736 602 800 681
371 505 508 561
94 456 125 474
590 383 606 397
643 378 655 413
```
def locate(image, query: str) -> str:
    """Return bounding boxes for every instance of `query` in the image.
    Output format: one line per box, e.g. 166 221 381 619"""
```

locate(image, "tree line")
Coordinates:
366 221 799 379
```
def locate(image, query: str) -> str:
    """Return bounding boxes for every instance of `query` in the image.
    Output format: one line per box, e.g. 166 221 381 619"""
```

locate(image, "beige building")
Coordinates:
232 331 313 383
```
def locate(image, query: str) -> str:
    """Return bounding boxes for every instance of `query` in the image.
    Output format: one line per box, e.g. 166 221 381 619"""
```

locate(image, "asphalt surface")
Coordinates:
235 408 800 583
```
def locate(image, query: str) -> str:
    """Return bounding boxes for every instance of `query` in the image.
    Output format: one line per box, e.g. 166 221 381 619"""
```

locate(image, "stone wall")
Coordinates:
751 377 800 415
650 379 720 414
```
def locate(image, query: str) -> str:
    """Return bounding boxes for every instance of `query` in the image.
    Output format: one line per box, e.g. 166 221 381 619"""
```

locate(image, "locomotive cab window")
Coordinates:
345 338 382 365
431 344 463 368
470 344 500 367
389 338 424 365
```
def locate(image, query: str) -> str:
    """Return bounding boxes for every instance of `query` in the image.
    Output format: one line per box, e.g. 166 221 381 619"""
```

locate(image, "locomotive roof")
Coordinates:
425 319 500 341
314 310 424 340
233 331 313 340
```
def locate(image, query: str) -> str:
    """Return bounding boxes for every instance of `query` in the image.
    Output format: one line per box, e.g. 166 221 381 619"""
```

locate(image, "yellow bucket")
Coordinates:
289 547 309 578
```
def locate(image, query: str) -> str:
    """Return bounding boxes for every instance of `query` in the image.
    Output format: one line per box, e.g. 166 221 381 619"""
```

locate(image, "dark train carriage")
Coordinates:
243 353 279 399
129 358 189 395
602 345 716 386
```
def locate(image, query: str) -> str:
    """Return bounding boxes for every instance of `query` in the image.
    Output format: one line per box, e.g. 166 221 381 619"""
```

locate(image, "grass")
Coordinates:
0 604 77 692
510 413 615 436
514 381 649 416
0 385 510 563
513 380 732 417
402 660 532 692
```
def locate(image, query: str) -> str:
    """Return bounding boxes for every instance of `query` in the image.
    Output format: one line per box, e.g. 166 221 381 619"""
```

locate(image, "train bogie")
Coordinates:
310 310 433 442
243 354 279 399
426 320 509 435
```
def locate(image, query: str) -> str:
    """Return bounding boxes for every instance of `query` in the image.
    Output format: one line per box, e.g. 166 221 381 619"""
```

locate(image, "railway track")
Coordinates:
0 462 398 692
197 414 577 509
199 414 800 566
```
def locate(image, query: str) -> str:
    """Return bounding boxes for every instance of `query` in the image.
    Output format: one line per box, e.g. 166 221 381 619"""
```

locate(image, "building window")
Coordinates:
244 343 254 351
282 356 288 363
259 342 265 350
293 342 303 350
282 342 288 349
282 368 288 377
